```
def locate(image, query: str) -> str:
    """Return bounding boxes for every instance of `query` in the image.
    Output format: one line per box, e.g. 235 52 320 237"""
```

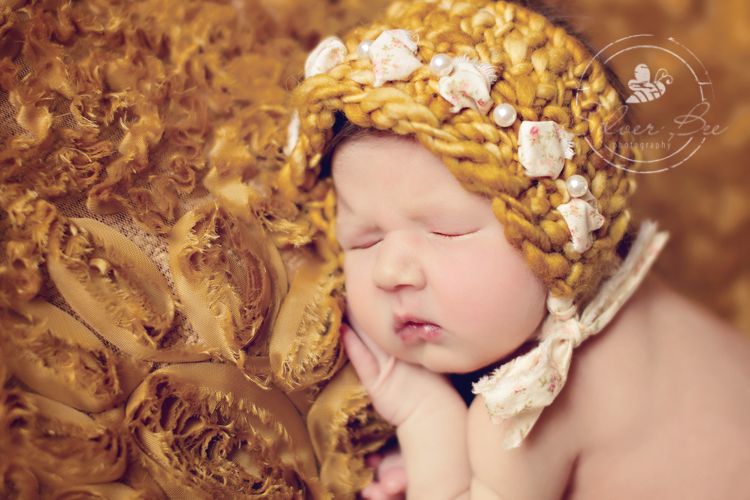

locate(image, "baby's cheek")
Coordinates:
436 242 543 331
342 256 383 337
342 259 368 321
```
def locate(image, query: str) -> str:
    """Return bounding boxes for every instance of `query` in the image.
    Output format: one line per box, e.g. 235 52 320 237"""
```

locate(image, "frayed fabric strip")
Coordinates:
518 121 575 179
438 56 497 115
305 36 347 78
284 109 300 157
370 30 423 87
557 198 605 254
285 36 348 156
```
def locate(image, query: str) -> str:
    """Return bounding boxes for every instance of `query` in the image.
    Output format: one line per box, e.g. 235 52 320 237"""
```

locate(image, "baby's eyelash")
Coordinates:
352 239 381 250
433 230 477 238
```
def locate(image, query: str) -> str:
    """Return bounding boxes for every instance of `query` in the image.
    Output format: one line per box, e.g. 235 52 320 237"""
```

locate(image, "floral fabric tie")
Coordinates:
472 221 668 449
304 36 347 78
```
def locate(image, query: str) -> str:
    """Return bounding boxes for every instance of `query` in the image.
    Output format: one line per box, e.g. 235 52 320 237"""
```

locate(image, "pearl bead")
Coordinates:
429 54 454 77
492 103 517 127
566 175 588 198
357 40 373 58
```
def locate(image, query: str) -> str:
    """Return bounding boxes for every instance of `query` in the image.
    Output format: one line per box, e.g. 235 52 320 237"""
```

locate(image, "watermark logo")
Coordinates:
625 64 672 103
578 34 727 173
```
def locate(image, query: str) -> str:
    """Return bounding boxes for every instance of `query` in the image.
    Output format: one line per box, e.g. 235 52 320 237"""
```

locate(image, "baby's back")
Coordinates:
468 276 750 500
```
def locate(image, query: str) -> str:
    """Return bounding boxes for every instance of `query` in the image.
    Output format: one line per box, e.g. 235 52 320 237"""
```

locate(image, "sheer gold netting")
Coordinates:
0 0 392 498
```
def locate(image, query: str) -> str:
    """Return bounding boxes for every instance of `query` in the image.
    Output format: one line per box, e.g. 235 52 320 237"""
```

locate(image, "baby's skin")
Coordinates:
334 133 750 499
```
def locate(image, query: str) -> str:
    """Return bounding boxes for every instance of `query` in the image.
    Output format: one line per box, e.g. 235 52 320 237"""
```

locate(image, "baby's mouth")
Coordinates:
393 316 442 342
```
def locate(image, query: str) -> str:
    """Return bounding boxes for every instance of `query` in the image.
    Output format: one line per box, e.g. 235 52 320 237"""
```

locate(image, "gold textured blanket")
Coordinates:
0 0 392 498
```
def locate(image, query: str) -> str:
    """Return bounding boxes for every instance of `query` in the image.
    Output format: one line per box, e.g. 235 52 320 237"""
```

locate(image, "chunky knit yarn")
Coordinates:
281 0 639 299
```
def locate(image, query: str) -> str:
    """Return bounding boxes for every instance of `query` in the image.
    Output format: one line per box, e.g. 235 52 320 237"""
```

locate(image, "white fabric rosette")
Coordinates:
437 56 497 115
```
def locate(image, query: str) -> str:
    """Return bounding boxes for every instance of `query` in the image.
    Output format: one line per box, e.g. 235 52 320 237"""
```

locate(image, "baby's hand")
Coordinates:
341 323 456 427
343 323 471 499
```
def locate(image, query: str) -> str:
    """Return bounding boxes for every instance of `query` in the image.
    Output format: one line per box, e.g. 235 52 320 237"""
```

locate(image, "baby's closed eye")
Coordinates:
351 239 382 250
336 222 382 251
432 229 479 239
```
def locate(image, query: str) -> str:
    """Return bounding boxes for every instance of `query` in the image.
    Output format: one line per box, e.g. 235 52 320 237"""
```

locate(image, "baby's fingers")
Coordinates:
342 324 397 393
360 482 405 500
342 324 381 387
379 466 407 496
346 314 392 365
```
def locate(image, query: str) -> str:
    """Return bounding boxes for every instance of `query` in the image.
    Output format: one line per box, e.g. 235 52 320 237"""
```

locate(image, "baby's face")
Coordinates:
333 134 547 374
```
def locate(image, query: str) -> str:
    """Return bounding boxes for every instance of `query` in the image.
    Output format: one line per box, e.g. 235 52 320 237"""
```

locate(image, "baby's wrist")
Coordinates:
396 381 466 433
395 384 470 499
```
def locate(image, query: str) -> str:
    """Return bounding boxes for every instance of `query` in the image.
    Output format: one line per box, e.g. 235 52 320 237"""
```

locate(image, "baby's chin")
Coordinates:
407 342 537 376
438 363 490 375
405 352 489 375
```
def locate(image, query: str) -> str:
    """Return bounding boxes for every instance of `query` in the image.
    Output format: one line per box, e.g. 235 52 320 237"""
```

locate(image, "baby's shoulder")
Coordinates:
468 277 750 499
570 276 750 420
564 276 750 498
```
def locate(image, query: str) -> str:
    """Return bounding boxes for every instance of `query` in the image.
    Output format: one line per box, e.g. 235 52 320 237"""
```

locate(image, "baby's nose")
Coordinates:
372 232 426 291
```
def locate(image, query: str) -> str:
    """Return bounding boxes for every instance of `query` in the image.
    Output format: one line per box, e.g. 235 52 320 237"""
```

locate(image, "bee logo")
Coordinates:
625 64 674 103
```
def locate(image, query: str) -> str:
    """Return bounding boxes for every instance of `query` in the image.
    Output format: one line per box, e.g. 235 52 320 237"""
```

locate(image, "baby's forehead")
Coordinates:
329 133 426 192
331 136 494 226
325 122 417 172
333 130 417 161
332 132 436 174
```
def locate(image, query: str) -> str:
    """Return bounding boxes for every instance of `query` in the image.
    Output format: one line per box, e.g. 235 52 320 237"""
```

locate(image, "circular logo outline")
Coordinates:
577 34 715 174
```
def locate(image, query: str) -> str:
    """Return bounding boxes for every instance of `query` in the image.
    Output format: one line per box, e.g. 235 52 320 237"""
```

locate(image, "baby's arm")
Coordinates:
342 325 471 500
466 394 577 500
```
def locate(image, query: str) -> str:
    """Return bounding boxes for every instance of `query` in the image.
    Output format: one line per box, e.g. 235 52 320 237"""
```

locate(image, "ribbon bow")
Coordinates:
473 221 668 449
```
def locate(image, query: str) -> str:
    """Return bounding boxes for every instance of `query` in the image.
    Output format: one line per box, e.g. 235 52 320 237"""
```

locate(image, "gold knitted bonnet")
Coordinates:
282 0 638 300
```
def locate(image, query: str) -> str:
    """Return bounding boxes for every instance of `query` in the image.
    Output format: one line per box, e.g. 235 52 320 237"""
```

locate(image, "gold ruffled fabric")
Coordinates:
0 462 39 500
0 389 127 490
125 362 327 500
52 483 161 500
169 202 285 365
0 300 149 413
307 365 394 500
270 259 346 392
0 0 394 497
46 217 211 363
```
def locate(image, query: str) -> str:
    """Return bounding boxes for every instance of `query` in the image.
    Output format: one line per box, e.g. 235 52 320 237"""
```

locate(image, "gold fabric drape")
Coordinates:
125 362 324 499
0 0 392 498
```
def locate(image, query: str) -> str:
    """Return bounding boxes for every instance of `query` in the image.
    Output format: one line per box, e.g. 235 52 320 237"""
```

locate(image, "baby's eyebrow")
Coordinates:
334 207 371 232
337 214 376 232
334 199 354 222
412 203 476 226
334 191 350 210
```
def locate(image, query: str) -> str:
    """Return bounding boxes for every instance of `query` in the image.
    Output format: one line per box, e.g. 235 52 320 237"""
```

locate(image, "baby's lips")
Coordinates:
392 312 439 332
394 319 443 342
